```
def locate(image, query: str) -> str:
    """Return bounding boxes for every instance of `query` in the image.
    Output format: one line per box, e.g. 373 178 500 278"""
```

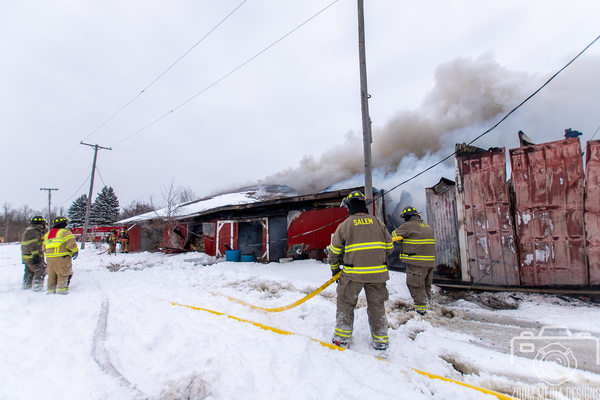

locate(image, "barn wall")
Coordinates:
128 224 141 252
287 208 348 256
202 221 216 256
162 223 188 250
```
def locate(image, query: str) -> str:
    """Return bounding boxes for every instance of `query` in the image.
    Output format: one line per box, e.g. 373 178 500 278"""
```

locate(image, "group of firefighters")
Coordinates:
20 216 130 294
328 191 435 351
20 191 432 352
106 227 130 255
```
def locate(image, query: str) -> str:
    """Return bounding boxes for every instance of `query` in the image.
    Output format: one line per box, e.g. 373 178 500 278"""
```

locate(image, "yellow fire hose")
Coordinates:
171 300 517 400
211 270 342 312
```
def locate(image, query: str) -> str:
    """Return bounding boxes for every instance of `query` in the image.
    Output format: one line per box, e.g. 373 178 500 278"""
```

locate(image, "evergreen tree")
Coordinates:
68 194 88 227
90 186 120 226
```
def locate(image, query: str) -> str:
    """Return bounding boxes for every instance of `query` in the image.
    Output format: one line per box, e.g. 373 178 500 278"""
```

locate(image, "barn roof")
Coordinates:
118 185 361 224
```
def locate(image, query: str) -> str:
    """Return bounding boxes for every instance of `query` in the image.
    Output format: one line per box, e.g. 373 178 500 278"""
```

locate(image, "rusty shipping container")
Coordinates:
585 140 600 285
456 145 520 286
510 138 587 286
425 178 461 278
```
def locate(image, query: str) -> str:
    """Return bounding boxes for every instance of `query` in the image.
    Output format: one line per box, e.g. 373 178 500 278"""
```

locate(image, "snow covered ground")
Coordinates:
1 242 599 400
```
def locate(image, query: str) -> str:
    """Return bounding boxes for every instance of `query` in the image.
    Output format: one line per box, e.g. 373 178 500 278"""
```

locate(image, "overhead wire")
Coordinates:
55 175 91 206
465 117 600 289
372 34 600 205
96 166 107 188
163 33 600 252
109 0 341 148
42 1 339 210
39 1 248 206
590 123 600 141
82 0 248 143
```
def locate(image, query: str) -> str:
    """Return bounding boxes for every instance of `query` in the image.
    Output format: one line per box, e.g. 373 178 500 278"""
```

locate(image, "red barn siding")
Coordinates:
162 223 188 250
128 224 141 252
287 208 348 254
216 220 238 257
202 221 217 257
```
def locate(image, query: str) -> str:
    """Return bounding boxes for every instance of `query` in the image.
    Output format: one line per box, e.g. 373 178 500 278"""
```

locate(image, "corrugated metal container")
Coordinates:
510 138 587 285
456 145 519 285
425 178 461 278
585 140 600 285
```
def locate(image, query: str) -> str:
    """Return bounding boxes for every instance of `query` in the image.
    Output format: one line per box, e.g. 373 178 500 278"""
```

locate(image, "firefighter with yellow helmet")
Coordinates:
392 206 436 315
119 226 130 253
20 215 48 291
42 216 78 294
107 229 117 255
328 191 394 350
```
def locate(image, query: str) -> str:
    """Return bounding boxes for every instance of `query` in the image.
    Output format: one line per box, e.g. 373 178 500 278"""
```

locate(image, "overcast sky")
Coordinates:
2 0 600 214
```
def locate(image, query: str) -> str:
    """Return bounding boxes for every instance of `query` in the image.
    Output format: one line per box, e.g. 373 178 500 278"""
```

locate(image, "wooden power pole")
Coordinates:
357 0 373 211
80 142 112 249
40 187 59 225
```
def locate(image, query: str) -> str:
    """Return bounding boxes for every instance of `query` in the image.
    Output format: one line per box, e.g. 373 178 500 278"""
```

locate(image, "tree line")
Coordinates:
1 186 154 243
1 182 196 243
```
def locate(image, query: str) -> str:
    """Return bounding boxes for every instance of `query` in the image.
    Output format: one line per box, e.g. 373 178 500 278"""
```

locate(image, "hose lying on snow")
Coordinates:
170 301 517 400
211 270 342 312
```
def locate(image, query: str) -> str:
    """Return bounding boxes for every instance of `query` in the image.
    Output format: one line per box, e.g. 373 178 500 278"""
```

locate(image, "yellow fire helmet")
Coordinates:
341 190 366 207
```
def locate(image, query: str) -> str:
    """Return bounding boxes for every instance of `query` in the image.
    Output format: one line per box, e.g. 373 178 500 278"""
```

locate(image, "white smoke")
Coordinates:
258 53 600 216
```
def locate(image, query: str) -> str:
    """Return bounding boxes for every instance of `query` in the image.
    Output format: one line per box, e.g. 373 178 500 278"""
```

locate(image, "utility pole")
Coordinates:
80 142 112 249
40 188 59 225
357 0 373 212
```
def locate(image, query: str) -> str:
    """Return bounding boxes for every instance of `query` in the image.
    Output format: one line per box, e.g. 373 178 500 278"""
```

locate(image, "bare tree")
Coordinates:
120 199 155 220
3 203 12 242
177 185 196 204
159 180 193 250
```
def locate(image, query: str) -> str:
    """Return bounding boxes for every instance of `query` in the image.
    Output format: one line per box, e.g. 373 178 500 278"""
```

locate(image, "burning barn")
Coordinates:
118 185 390 263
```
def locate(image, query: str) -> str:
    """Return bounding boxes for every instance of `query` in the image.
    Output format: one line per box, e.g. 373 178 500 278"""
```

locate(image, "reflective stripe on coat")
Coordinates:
43 228 79 259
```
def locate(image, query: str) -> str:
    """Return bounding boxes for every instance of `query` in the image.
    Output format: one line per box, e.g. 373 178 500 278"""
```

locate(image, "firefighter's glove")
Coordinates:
71 252 79 260
31 254 41 264
331 268 341 284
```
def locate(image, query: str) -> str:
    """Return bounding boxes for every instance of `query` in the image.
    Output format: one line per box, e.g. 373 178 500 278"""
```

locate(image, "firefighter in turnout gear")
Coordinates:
107 229 117 255
328 191 394 350
392 206 436 315
119 226 130 253
20 216 48 291
43 216 78 294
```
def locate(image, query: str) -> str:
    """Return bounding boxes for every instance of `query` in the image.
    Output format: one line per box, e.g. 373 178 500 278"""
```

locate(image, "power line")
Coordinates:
110 0 341 148
96 166 107 188
82 0 248 143
377 34 600 203
39 2 248 200
55 175 91 206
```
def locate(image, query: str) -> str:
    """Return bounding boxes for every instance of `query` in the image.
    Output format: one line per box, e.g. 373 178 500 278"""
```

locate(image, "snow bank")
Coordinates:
1 243 599 399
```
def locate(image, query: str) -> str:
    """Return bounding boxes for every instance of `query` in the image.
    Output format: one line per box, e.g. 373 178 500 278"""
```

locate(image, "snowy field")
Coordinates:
1 242 599 400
